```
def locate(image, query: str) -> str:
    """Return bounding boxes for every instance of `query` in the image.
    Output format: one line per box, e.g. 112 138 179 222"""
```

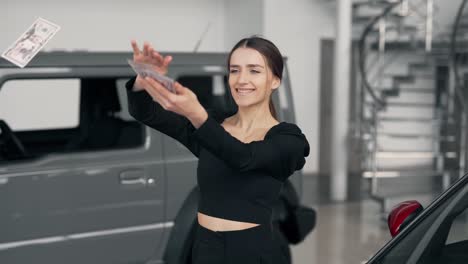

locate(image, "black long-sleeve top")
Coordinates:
126 78 310 224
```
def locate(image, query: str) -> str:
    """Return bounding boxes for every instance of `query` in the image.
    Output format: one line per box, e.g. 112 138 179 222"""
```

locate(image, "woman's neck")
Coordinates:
230 104 276 132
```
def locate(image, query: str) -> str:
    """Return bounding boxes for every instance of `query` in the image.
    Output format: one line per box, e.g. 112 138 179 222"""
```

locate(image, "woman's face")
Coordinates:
228 47 280 109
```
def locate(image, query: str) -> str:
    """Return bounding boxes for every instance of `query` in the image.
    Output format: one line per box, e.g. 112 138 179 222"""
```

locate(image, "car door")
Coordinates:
0 73 167 264
367 174 468 264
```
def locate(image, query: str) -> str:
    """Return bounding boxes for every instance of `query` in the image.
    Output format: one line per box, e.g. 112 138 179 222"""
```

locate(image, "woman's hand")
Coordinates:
143 77 208 128
130 40 173 91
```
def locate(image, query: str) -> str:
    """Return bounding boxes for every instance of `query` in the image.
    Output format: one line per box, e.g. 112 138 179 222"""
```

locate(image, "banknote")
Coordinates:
1 17 60 68
127 59 175 93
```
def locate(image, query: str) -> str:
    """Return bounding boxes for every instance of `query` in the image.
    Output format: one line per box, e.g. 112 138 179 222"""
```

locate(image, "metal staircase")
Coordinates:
352 0 468 212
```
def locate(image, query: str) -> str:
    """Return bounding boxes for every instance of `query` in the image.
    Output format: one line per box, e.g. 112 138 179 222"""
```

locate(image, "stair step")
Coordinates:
353 13 404 24
376 151 436 158
381 88 399 97
378 120 435 132
376 77 434 89
409 64 434 76
364 101 435 108
374 86 399 91
378 117 437 122
379 75 436 87
409 72 433 78
367 25 419 36
398 87 434 93
352 0 398 8
440 141 459 152
368 172 442 199
383 88 434 94
377 135 435 152
370 40 468 53
409 63 433 71
444 156 460 168
378 132 434 138
441 125 459 135
385 102 435 107
363 170 441 178
386 92 434 104
398 78 435 89
353 6 402 18
379 105 435 119
374 151 436 170
439 135 457 142
367 54 429 76
392 75 415 83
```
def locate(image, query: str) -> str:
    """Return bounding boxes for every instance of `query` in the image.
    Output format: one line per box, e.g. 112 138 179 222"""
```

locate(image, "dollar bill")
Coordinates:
1 17 60 68
127 59 175 93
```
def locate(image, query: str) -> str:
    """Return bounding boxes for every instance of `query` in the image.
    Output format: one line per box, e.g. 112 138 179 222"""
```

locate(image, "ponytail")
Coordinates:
269 98 278 120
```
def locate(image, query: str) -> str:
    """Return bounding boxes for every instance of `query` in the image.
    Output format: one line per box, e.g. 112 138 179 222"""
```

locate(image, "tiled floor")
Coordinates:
291 176 393 264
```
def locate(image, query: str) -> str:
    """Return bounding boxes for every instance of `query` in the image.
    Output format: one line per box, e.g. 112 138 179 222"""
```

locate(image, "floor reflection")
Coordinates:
291 198 392 263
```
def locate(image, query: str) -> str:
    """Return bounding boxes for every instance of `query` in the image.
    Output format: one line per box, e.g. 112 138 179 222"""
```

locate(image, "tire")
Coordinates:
180 220 197 264
163 187 199 264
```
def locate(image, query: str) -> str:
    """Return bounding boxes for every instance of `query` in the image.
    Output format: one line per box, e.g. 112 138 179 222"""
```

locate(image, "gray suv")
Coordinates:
0 52 314 264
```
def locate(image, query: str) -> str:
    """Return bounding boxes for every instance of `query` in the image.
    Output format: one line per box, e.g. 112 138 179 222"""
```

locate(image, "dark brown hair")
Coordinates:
227 36 284 119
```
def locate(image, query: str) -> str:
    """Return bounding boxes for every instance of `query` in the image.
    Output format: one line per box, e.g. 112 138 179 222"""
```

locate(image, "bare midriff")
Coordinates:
197 212 260 231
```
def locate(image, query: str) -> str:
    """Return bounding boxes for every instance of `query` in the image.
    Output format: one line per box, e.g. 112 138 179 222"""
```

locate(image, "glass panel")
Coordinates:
0 79 80 131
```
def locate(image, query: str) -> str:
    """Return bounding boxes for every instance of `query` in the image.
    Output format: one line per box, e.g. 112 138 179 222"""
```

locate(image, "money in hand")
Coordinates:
1 17 60 68
127 59 176 93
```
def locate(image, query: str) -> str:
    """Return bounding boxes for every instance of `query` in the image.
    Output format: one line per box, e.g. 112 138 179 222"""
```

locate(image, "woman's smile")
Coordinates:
235 87 256 95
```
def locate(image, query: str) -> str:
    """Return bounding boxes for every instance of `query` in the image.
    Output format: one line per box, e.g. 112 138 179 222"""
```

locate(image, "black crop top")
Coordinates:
126 78 310 224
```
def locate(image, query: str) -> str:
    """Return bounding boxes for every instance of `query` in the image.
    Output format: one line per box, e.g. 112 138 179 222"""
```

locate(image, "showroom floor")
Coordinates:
290 176 393 264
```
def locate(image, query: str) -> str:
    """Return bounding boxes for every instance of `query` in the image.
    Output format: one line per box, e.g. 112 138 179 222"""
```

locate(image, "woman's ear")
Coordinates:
271 76 281 90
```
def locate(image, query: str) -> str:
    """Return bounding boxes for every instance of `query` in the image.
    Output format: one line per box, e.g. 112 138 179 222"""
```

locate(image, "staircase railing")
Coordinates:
357 0 439 202
358 2 400 109
358 0 436 109
358 1 403 198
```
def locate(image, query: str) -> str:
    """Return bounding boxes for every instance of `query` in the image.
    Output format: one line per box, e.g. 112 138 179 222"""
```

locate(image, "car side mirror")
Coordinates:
387 200 423 237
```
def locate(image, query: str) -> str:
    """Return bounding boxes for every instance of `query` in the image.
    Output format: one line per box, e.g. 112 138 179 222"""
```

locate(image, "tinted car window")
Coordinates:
446 210 468 244
176 74 237 115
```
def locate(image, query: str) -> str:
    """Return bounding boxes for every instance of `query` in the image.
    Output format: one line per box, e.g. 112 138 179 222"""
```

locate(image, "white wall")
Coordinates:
1 0 337 174
263 0 336 173
2 0 226 52
432 0 464 38
224 0 264 49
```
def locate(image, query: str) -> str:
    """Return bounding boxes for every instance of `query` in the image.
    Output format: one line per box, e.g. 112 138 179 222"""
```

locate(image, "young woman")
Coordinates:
126 36 310 264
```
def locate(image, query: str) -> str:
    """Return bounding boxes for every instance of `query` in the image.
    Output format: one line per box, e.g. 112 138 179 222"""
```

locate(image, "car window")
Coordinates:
0 78 144 162
0 79 80 131
446 209 468 245
176 74 237 116
440 200 468 264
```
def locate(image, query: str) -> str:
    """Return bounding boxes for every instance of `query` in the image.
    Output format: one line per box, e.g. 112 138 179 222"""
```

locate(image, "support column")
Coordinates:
330 0 352 201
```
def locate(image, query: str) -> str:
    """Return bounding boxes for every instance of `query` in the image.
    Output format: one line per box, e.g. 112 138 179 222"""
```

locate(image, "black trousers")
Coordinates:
191 222 288 264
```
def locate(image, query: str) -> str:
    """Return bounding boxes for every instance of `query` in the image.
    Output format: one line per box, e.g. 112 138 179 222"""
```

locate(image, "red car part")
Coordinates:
387 200 423 237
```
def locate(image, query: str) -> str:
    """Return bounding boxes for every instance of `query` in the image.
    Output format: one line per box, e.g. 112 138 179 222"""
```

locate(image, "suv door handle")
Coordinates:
119 170 147 185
